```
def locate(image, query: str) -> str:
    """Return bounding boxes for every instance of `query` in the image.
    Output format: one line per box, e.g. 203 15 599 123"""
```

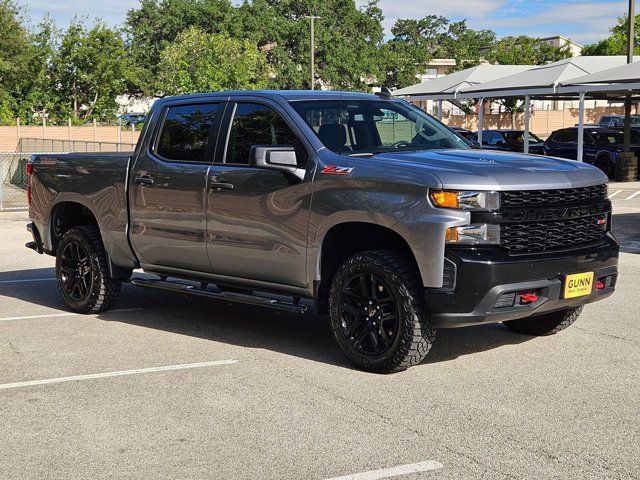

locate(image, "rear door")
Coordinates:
205 98 312 287
129 101 223 271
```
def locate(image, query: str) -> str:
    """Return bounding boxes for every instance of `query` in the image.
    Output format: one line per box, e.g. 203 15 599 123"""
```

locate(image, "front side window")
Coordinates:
156 103 219 162
225 103 305 165
290 99 469 155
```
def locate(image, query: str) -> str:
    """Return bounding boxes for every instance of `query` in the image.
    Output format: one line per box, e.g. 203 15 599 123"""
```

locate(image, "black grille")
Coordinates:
501 184 607 207
501 216 607 253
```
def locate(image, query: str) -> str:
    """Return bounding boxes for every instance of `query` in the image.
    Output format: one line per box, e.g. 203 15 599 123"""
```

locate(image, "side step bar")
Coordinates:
130 278 307 314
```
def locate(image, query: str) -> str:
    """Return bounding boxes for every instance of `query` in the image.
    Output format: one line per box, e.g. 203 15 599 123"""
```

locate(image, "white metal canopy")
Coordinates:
457 56 639 99
391 64 532 100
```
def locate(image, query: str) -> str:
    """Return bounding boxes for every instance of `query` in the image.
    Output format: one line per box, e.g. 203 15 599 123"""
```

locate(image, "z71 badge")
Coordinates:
321 165 354 176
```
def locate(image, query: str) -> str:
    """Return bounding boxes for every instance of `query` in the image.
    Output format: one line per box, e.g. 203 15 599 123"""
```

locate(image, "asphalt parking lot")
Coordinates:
1 200 639 479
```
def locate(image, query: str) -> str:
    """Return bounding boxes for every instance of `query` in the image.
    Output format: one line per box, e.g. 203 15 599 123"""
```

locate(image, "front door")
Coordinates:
129 101 222 271
206 100 312 287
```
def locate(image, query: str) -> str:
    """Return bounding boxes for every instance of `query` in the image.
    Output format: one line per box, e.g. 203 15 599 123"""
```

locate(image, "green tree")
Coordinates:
380 15 496 89
125 0 239 95
126 0 385 92
50 20 130 121
0 0 35 123
583 14 640 55
485 35 571 65
157 26 269 94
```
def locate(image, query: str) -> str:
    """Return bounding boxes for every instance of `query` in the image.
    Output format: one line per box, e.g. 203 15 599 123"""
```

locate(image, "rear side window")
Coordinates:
156 103 219 162
225 103 305 165
553 130 577 143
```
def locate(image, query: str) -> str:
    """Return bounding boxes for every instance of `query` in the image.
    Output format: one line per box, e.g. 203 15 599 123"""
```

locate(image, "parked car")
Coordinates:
118 112 146 125
544 126 640 178
450 126 480 147
476 129 545 154
598 114 640 129
25 90 618 373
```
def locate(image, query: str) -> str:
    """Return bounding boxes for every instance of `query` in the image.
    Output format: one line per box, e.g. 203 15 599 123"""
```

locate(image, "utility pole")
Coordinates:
620 0 637 181
303 15 321 90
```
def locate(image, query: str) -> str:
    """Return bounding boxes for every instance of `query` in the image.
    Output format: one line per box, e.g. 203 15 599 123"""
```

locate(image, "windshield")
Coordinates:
289 99 470 155
502 131 542 143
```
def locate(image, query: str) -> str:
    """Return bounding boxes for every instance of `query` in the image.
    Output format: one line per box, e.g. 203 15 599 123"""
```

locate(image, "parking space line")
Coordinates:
626 191 640 200
0 308 143 322
324 461 444 480
608 190 623 198
0 360 238 391
0 277 55 284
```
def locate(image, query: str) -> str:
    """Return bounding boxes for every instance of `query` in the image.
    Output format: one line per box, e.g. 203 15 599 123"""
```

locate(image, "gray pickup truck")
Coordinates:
26 90 618 372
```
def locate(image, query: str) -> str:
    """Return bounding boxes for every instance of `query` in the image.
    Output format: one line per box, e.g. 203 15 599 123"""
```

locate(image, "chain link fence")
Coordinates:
18 138 136 153
1 153 33 211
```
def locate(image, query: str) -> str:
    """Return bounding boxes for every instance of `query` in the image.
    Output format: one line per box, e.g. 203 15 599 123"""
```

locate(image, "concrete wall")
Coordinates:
442 106 631 137
0 125 141 152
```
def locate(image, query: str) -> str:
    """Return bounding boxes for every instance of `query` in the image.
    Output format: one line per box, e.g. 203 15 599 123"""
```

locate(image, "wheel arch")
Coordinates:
313 221 421 314
48 199 131 280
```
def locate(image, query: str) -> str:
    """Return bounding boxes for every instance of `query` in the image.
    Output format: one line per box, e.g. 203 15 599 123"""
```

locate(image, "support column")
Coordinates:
524 95 531 154
437 99 443 121
477 98 484 146
577 92 585 162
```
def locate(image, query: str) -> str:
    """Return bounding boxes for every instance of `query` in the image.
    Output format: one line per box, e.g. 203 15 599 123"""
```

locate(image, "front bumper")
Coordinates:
426 235 619 328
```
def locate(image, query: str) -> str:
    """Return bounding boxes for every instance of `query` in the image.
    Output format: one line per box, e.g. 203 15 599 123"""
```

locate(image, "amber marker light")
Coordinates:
430 191 459 208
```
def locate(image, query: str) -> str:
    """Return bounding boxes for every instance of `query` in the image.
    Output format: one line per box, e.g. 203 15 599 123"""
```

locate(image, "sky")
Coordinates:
22 0 630 45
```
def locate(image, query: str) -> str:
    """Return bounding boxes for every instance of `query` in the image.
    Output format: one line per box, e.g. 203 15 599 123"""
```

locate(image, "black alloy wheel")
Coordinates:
59 241 93 301
55 226 121 313
337 272 399 356
329 250 436 373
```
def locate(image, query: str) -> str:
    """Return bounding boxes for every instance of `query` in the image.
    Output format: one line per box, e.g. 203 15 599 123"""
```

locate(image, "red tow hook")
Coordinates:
596 281 605 290
520 293 538 304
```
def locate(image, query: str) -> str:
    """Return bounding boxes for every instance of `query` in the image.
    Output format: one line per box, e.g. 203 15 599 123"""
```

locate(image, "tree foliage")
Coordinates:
583 14 640 56
484 36 572 65
158 27 269 95
0 0 590 124
50 20 130 120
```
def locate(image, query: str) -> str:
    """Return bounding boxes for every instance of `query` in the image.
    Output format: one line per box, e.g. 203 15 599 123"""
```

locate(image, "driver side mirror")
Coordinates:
495 140 506 146
250 145 305 181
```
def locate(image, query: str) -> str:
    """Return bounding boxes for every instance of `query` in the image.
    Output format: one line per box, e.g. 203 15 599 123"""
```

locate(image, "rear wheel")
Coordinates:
503 306 582 336
56 226 121 313
329 250 436 373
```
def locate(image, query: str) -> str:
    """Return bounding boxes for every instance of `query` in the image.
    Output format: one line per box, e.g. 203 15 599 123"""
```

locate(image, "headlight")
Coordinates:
430 190 500 211
446 224 500 244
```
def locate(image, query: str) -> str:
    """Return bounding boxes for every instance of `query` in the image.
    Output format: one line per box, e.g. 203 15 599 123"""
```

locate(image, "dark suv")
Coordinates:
544 126 640 178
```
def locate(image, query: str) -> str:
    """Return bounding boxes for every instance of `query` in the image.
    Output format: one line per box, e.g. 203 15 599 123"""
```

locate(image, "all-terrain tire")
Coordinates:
329 250 436 373
55 226 121 314
503 306 583 336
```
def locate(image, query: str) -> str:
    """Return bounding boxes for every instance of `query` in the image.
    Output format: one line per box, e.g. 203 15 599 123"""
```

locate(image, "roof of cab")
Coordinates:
158 90 387 104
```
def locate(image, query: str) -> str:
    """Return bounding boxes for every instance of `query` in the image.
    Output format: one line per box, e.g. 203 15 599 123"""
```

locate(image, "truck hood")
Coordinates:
371 149 608 190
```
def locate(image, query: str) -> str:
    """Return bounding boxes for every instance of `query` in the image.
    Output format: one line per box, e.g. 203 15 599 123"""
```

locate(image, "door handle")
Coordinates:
210 182 234 191
134 175 154 185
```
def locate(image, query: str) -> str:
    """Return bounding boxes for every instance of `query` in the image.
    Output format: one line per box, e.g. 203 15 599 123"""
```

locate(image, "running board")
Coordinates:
130 278 307 314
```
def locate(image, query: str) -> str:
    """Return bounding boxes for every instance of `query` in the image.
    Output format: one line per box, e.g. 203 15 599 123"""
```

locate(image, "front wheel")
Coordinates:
56 226 121 314
329 250 436 373
503 307 583 336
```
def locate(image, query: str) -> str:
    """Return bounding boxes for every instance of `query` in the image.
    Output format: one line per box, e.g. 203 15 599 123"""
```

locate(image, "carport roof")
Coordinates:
458 56 640 98
391 64 533 99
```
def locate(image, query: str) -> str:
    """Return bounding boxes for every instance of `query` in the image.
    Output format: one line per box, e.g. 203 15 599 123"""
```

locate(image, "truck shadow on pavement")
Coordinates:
612 213 640 254
0 267 532 370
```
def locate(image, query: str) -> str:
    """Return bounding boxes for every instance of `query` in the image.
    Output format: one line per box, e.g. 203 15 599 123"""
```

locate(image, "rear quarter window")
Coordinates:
155 103 219 162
